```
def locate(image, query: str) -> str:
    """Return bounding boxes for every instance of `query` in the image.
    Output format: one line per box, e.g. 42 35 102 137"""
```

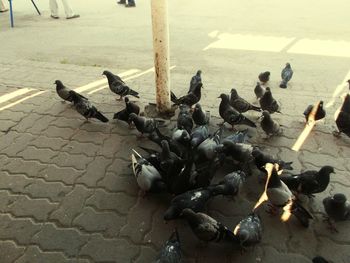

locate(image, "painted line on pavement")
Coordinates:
0 88 36 105
325 69 350 109
0 90 47 112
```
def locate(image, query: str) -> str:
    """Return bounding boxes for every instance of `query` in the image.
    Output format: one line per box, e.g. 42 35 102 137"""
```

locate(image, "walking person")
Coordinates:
117 0 136 8
0 0 8 12
49 0 80 19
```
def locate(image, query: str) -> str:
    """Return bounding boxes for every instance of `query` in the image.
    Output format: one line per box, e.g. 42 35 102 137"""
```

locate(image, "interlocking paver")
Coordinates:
0 241 25 263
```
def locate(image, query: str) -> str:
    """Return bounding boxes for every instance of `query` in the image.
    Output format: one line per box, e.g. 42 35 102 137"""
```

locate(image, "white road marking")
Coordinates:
0 90 47 112
288 39 350 58
73 69 140 93
0 88 36 105
203 33 295 52
87 65 176 95
325 69 350 109
208 30 219 38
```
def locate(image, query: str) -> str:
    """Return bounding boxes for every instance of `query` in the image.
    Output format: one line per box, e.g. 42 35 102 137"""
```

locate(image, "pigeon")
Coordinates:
259 87 281 114
131 149 166 193
70 93 109 122
280 166 335 197
196 128 222 161
177 105 193 133
233 213 262 248
279 63 293 89
215 141 253 164
216 171 246 197
258 71 270 84
192 103 209 126
188 70 203 94
254 82 265 99
312 256 329 263
181 208 237 243
102 70 139 100
334 94 350 137
218 94 257 129
229 88 261 113
164 185 226 220
114 97 140 126
129 113 165 135
303 101 326 122
260 111 283 137
171 84 202 108
54 80 87 103
190 125 210 149
155 229 182 263
323 193 350 232
251 148 293 171
265 164 313 227
221 129 250 144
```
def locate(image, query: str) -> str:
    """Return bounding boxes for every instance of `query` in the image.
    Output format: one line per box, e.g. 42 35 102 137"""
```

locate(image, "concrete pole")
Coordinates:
150 0 171 113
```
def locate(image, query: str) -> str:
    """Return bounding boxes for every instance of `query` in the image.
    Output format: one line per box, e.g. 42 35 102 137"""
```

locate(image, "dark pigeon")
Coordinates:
155 229 182 263
218 94 256 129
233 213 262 248
259 87 281 114
70 93 108 122
55 80 87 103
216 170 246 197
171 84 202 108
215 140 253 164
129 113 165 135
279 63 293 89
188 70 203 94
334 94 350 137
312 256 329 263
190 125 210 149
258 71 270 84
181 208 237 243
114 97 140 126
303 101 326 122
221 129 250 144
260 111 283 137
254 82 265 99
252 148 293 171
229 88 261 113
177 105 193 133
323 193 350 232
102 70 139 100
280 166 335 197
192 103 209 126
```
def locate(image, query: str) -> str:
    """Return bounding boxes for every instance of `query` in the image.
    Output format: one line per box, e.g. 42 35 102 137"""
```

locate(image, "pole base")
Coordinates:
144 103 176 119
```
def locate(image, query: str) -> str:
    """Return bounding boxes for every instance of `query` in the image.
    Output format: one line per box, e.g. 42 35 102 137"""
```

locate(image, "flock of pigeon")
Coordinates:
54 64 350 263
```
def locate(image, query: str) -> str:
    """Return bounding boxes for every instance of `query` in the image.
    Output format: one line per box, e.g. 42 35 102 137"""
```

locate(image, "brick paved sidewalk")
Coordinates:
0 59 350 263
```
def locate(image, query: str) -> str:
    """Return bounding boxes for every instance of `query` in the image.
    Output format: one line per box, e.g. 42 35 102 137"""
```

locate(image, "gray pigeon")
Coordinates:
190 125 209 148
233 213 262 248
155 229 182 263
131 149 166 193
188 70 203 94
254 82 265 99
128 113 165 135
279 63 293 89
181 208 237 243
229 88 261 113
323 193 350 232
218 94 256 129
216 171 246 197
54 80 87 103
260 111 283 137
177 105 193 133
192 103 209 125
102 70 139 100
259 88 281 114
70 92 108 122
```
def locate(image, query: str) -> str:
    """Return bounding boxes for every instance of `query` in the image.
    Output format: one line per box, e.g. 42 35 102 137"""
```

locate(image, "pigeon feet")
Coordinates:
332 131 341 138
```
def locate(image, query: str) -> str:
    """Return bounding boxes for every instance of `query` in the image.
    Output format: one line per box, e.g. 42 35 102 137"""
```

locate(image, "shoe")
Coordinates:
0 8 9 12
67 14 80 19
125 3 136 7
50 15 59 19
117 0 126 4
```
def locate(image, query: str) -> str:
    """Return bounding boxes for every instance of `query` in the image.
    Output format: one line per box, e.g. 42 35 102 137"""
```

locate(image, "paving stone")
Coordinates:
261 246 311 263
16 146 58 164
1 133 37 156
97 172 139 196
316 237 350 263
0 173 31 193
76 156 113 187
22 180 73 202
0 110 27 122
15 246 80 263
29 136 68 151
73 207 126 238
0 241 25 263
85 189 137 215
2 159 47 179
50 185 93 226
38 165 83 185
32 224 89 257
79 234 139 262
0 131 20 151
61 141 100 157
11 114 43 133
42 126 77 140
51 152 94 170
134 246 157 263
26 115 57 134
71 130 108 145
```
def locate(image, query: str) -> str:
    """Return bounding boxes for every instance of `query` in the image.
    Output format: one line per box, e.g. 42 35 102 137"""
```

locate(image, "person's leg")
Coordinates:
0 0 8 12
49 0 59 17
61 0 79 18
126 0 135 7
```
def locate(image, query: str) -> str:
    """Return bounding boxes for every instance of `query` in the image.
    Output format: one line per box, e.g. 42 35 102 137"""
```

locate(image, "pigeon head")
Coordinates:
333 193 347 204
54 80 63 87
214 144 225 153
262 110 270 119
181 130 191 141
161 140 170 151
196 70 202 76
102 70 111 76
194 103 202 111
230 88 238 98
251 147 262 158
128 113 138 122
265 87 271 92
179 104 190 113
236 229 250 245
319 166 335 176
286 63 291 68
124 97 129 103
218 93 229 102
319 101 324 108
164 206 180 220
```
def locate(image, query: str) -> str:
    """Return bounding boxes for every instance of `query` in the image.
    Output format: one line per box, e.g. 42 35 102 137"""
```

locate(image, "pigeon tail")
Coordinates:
171 91 178 103
291 200 313 228
128 89 140 98
94 111 109 123
251 105 262 112
279 81 287 89
242 117 257 128
282 161 293 170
